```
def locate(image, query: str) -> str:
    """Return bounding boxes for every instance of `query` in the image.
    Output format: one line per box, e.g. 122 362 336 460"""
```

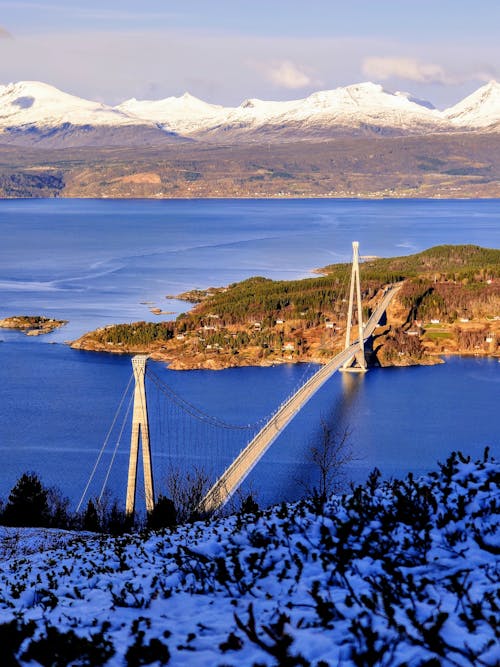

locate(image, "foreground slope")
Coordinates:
0 452 498 666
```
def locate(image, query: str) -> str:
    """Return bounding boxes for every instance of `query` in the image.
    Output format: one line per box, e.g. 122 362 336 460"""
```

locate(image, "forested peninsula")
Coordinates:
71 245 500 369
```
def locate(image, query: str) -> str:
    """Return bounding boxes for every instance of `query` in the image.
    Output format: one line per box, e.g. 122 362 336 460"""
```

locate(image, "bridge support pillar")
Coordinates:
126 355 155 517
341 241 367 373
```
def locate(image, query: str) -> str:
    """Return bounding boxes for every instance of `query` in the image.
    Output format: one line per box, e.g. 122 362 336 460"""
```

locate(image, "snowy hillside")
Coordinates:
0 81 138 128
444 80 500 130
0 451 498 666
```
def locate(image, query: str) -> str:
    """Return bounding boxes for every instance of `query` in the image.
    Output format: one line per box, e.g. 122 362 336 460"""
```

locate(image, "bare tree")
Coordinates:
308 423 353 502
165 466 211 523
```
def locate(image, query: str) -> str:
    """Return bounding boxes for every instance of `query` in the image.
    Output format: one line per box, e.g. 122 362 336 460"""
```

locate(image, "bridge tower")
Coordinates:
341 241 367 372
125 355 155 516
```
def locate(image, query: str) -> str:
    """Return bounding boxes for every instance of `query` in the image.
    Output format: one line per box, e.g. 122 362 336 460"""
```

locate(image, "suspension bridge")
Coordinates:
77 242 401 517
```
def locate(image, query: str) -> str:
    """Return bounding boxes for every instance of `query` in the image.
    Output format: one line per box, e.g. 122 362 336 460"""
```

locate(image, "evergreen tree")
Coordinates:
2 472 50 527
82 499 101 532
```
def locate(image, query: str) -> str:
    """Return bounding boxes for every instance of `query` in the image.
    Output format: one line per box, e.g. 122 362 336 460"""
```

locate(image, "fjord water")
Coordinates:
0 199 498 507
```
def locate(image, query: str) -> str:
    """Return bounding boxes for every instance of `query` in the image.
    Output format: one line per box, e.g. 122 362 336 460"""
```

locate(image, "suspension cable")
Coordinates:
146 367 299 431
98 391 134 502
146 368 259 430
76 372 134 513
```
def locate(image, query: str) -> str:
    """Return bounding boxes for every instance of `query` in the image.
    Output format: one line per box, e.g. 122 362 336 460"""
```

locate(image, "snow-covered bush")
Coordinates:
0 450 497 666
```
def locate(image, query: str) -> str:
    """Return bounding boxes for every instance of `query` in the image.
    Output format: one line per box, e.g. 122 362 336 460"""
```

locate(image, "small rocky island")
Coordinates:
0 315 67 336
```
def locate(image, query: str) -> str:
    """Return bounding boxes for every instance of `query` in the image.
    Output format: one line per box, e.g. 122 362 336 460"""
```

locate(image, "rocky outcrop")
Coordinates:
0 315 67 335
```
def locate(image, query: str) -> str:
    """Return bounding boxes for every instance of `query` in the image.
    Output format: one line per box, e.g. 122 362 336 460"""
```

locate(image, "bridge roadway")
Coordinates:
199 284 401 514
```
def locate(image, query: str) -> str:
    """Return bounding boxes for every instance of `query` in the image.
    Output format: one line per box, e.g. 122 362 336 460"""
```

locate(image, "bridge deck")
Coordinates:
199 284 401 513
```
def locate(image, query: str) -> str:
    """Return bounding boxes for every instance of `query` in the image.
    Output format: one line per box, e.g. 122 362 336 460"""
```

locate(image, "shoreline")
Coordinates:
67 335 499 371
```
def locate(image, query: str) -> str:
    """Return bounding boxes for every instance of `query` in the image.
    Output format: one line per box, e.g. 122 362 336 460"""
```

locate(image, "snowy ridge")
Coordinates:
444 80 500 129
0 451 498 666
118 80 500 139
0 80 499 146
119 82 449 139
224 82 446 133
118 92 225 135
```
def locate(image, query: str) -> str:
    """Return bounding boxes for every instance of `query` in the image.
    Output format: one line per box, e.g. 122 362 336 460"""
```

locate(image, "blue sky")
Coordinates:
1 1 499 107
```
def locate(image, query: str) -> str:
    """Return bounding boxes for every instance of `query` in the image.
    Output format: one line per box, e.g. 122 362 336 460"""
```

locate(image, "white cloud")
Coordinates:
362 56 499 88
465 66 499 83
0 25 12 38
362 57 453 85
259 60 321 89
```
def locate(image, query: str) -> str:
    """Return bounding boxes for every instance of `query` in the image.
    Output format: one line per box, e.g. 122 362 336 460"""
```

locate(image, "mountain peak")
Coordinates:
116 92 224 132
444 80 500 128
1 80 62 94
0 79 156 134
481 79 500 92
345 81 386 94
180 91 200 102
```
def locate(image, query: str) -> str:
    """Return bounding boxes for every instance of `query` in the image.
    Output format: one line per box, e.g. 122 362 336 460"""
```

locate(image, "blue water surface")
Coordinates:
0 199 498 508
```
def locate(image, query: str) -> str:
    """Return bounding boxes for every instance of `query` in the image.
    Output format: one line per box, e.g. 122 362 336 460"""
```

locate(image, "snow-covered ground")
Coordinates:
1 451 498 666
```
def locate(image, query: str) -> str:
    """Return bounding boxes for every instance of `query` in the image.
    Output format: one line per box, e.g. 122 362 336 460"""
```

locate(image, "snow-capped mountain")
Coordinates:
0 81 181 146
0 81 139 128
0 79 498 147
118 82 448 141
223 83 447 139
443 80 500 129
118 92 225 135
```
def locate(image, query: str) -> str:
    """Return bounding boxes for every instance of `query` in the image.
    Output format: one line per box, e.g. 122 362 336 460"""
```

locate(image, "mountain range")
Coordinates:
0 80 499 147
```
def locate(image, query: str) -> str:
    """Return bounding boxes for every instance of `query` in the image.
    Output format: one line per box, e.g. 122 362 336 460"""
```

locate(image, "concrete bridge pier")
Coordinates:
125 355 155 517
341 241 367 373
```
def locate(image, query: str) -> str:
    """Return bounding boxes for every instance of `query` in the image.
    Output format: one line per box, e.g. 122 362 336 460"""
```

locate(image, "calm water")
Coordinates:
0 199 498 508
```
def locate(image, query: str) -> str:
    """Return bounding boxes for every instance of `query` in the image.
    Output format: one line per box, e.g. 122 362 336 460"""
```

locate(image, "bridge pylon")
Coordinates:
341 241 367 373
126 355 155 517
